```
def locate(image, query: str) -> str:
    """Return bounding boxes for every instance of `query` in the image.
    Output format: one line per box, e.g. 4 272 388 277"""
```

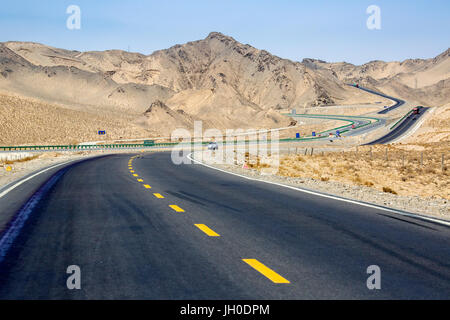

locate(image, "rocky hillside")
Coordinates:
3 32 443 140
304 48 450 106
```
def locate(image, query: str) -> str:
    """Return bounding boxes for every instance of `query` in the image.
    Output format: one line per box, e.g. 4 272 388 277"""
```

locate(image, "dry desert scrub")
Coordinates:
0 94 152 145
1 154 40 165
250 144 449 199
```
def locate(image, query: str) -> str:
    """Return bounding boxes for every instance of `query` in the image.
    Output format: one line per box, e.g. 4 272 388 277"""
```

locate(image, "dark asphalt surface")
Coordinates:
353 86 405 114
0 152 449 299
367 108 429 145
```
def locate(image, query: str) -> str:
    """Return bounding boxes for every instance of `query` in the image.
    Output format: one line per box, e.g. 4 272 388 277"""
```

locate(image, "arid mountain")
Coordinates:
304 48 450 107
0 43 174 114
0 32 447 142
0 33 393 138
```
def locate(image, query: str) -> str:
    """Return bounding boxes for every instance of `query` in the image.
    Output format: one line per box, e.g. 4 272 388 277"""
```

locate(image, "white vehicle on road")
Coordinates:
207 142 219 150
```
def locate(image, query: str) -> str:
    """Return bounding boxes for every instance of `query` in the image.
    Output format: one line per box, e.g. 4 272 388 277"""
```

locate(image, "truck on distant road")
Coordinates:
413 106 422 115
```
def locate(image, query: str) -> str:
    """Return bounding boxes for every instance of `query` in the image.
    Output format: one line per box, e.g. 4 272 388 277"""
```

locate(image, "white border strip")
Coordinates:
187 152 450 227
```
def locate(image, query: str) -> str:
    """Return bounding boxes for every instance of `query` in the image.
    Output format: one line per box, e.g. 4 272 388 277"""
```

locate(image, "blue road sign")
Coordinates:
98 130 106 135
312 132 316 137
296 133 300 138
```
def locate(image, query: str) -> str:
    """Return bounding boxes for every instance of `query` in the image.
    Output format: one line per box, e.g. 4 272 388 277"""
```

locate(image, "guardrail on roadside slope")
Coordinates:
0 143 177 152
283 113 381 139
0 115 384 152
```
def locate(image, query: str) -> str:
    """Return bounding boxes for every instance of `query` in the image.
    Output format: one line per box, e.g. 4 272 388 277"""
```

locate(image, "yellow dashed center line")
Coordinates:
124 158 291 285
125 155 290 285
242 259 290 284
195 224 220 237
169 205 185 213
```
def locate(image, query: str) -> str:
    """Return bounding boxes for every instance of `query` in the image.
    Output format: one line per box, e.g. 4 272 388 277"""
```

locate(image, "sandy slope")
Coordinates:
402 103 450 145
0 33 448 145
0 34 391 142
0 94 152 145
305 48 450 107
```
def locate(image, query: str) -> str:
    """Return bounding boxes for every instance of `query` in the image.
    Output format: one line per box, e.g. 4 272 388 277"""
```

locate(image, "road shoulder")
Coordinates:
189 152 450 225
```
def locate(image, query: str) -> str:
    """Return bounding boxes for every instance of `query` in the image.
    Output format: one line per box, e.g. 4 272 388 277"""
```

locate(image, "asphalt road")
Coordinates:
0 152 449 299
353 86 405 114
367 108 428 145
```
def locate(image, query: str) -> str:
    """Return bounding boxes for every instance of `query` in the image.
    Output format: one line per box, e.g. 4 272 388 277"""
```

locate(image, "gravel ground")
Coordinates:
199 155 450 221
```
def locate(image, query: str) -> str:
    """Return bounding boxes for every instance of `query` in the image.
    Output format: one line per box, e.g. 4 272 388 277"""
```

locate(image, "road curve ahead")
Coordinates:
0 152 450 299
366 107 429 145
352 85 405 114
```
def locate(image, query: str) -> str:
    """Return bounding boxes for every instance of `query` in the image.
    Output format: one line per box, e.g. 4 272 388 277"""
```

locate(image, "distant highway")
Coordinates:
352 85 405 114
367 107 429 145
349 85 429 145
0 152 449 299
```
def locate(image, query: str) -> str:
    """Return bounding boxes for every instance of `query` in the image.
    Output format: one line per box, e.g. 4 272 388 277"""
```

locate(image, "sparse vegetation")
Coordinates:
382 187 397 195
0 94 152 145
1 154 40 165
248 144 449 199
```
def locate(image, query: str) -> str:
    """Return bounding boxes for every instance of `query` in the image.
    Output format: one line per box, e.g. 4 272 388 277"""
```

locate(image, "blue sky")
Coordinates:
0 0 448 65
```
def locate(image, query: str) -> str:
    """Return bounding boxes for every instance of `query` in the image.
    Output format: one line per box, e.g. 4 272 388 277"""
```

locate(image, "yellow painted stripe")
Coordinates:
195 224 220 237
133 174 138 177
242 259 290 284
153 193 164 199
137 179 144 182
143 184 152 189
130 170 135 173
169 205 185 213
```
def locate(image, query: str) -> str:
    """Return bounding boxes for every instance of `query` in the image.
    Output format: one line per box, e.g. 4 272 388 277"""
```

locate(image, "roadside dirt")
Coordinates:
199 148 450 220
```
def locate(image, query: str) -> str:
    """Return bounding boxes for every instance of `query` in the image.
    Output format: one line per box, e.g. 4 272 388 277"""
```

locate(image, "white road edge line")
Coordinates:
187 152 450 227
0 160 75 199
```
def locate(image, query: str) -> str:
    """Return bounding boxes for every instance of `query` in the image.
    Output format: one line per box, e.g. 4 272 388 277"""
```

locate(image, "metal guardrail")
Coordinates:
0 114 383 152
0 143 177 152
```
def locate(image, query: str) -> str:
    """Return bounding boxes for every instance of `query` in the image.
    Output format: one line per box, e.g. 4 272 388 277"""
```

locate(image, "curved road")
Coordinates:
352 85 405 114
0 152 449 299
